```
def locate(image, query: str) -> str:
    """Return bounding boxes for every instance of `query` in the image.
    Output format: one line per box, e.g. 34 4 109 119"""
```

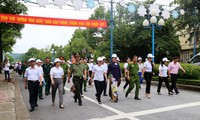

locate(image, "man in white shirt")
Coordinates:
24 58 43 112
36 59 44 100
3 59 10 81
88 59 94 86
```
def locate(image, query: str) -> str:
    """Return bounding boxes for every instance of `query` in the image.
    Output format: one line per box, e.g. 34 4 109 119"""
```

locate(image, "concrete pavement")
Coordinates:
17 73 200 120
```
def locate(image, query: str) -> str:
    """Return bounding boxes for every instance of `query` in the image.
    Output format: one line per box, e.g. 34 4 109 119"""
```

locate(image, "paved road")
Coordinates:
17 74 200 120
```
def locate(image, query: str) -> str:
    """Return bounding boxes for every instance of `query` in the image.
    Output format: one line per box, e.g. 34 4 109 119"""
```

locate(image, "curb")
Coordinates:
13 73 31 120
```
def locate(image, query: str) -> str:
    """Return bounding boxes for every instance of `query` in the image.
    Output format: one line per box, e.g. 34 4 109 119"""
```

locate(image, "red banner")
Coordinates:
0 14 107 28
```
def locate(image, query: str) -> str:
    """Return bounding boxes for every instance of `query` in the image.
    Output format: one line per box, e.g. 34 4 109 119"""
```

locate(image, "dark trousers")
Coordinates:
73 77 83 103
123 77 130 89
170 74 179 93
63 75 67 94
4 70 10 80
109 79 121 98
28 81 39 108
88 71 92 85
52 78 63 105
157 77 172 93
44 75 51 94
144 72 152 94
94 80 104 102
103 77 107 95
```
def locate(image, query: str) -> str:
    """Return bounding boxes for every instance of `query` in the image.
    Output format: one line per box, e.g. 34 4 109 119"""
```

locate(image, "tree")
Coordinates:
0 0 27 71
173 0 200 45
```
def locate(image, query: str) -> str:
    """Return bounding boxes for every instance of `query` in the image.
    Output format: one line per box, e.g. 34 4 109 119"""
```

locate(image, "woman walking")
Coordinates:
157 58 173 95
142 54 154 99
50 58 64 109
138 57 144 86
123 57 131 91
90 57 108 104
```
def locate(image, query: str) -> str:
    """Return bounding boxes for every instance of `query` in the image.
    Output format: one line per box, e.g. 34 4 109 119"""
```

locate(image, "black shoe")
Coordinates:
103 94 108 96
84 89 87 92
168 92 174 95
134 98 141 100
125 93 128 98
29 107 34 112
158 92 161 95
35 104 38 107
73 97 77 103
79 102 82 106
98 101 102 104
45 93 49 96
63 91 65 95
176 91 180 95
39 96 44 100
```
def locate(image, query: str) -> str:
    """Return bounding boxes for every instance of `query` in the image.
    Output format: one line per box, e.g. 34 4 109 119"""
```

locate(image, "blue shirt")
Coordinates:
107 62 121 81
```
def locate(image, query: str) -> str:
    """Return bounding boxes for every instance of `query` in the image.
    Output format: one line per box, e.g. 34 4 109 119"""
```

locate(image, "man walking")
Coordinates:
24 58 43 112
102 56 108 96
59 56 68 95
36 59 44 99
42 57 53 96
125 55 141 100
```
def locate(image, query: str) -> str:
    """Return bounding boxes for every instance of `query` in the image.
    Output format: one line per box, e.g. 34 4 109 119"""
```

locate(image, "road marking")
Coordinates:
65 87 200 120
64 87 140 120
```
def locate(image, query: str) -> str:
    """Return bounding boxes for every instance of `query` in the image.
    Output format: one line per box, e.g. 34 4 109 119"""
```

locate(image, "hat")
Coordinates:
117 57 120 61
74 53 80 57
54 58 61 63
36 59 43 63
147 53 154 58
97 57 103 61
112 54 117 58
90 59 94 62
28 58 35 62
138 57 142 60
162 57 169 62
102 56 106 59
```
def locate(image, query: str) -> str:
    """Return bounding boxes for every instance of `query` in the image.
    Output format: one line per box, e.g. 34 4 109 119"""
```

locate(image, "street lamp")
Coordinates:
143 9 165 62
193 7 199 56
51 48 57 62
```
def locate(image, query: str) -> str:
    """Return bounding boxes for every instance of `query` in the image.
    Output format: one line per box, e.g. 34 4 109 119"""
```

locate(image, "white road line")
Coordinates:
64 87 140 120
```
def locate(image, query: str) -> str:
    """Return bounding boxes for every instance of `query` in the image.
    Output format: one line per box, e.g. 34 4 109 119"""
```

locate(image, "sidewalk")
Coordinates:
0 71 30 120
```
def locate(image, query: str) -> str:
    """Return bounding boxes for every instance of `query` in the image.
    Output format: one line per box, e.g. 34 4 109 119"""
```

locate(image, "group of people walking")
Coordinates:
21 52 186 112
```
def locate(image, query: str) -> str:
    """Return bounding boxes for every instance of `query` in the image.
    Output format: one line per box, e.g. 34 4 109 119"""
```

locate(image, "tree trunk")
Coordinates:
0 30 2 73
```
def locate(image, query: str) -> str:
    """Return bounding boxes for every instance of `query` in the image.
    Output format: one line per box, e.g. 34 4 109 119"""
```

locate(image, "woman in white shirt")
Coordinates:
123 57 130 91
90 57 108 104
50 58 64 109
142 54 154 99
157 58 173 95
3 59 10 81
138 57 144 85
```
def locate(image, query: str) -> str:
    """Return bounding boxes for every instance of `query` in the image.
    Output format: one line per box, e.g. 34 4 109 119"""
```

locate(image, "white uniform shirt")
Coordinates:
92 65 106 81
50 67 64 79
35 65 44 81
102 63 108 73
124 63 128 69
138 63 144 72
143 61 152 72
4 63 10 71
88 63 94 71
159 64 168 77
24 67 42 81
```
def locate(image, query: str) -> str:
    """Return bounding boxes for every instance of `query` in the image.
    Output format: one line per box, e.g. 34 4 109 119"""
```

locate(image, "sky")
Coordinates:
12 0 174 53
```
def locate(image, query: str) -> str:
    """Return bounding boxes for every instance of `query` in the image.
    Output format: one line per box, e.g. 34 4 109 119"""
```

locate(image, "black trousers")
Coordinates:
157 77 172 93
88 71 92 85
4 70 10 80
73 77 83 103
170 74 179 93
103 76 107 95
28 81 39 108
94 80 104 102
144 72 152 94
123 77 130 89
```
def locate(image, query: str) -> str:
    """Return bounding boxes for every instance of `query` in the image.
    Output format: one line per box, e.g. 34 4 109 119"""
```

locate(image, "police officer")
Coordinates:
68 53 86 106
83 57 89 92
42 57 53 96
24 58 43 112
59 56 68 95
125 55 141 100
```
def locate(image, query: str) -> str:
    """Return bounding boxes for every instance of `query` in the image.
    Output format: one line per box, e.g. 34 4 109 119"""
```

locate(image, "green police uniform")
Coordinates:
42 63 53 95
61 63 69 94
70 62 85 104
83 63 89 91
126 62 140 99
